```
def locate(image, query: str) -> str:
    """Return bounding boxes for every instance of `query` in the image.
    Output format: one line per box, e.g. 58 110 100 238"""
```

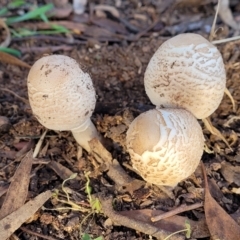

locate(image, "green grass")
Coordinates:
6 3 53 24
0 47 21 57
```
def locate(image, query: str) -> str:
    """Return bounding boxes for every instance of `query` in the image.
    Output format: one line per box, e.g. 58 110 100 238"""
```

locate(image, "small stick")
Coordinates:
209 0 220 42
1 88 29 105
98 194 184 240
33 130 48 158
20 226 58 240
151 202 203 222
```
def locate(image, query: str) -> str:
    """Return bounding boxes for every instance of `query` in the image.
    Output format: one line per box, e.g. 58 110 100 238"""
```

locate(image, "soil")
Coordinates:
0 0 240 240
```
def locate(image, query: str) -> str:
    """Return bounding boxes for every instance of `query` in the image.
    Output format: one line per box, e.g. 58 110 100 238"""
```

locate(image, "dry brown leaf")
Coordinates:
0 150 33 220
0 51 31 69
202 162 240 239
47 161 81 181
0 184 10 198
91 17 128 34
99 194 209 239
99 195 184 239
122 209 209 239
84 25 122 41
0 190 52 240
220 161 240 186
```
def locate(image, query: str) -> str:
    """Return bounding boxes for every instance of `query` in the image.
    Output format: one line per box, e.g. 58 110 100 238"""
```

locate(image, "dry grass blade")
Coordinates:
33 130 47 158
209 0 220 42
0 150 33 220
212 35 240 44
202 118 232 151
224 87 237 112
0 190 52 240
0 19 11 47
0 51 31 68
201 162 240 239
151 202 203 222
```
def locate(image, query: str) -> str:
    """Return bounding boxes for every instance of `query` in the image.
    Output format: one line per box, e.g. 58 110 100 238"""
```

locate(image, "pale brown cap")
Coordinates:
144 33 226 119
126 108 204 186
27 55 96 131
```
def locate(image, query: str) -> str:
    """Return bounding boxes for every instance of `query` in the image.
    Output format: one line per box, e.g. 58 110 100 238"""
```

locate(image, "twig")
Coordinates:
209 0 221 42
33 130 48 158
212 35 240 44
151 202 203 222
89 139 134 187
20 45 74 54
99 194 184 240
1 88 29 105
13 35 86 44
20 226 58 240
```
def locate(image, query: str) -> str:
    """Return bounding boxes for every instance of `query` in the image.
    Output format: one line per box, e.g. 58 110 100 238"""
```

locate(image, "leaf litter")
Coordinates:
0 0 240 239
201 162 240 239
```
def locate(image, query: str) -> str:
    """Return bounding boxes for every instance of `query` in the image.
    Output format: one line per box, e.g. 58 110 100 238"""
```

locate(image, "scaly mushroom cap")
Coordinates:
27 55 96 131
126 108 204 186
144 33 226 119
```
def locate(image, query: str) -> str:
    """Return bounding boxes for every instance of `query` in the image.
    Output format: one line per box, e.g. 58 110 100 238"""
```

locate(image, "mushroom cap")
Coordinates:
144 33 226 119
126 108 204 186
27 55 96 131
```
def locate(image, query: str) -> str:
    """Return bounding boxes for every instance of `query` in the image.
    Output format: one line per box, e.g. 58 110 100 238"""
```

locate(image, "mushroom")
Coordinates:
126 108 204 186
27 55 100 152
144 33 226 119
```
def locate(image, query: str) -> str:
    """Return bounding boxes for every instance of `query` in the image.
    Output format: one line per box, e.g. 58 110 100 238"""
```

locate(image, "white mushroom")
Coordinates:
126 108 204 186
144 33 226 119
27 55 100 152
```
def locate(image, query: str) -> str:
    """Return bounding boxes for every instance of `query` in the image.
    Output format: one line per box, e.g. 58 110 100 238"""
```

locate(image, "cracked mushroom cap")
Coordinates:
27 55 96 131
144 33 226 119
126 108 204 186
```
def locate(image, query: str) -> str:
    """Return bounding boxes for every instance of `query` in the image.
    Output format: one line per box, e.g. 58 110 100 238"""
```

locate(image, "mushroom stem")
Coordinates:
71 119 100 152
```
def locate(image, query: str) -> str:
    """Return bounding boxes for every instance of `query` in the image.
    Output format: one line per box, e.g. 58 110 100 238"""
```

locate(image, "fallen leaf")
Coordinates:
202 162 240 239
220 161 240 186
99 195 184 239
0 51 31 68
91 17 128 34
122 209 209 239
0 150 33 220
84 25 123 42
0 190 52 240
47 160 81 182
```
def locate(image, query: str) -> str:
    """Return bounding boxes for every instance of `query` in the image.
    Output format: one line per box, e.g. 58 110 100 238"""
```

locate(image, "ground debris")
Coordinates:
0 150 33 220
0 190 52 240
202 162 240 239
